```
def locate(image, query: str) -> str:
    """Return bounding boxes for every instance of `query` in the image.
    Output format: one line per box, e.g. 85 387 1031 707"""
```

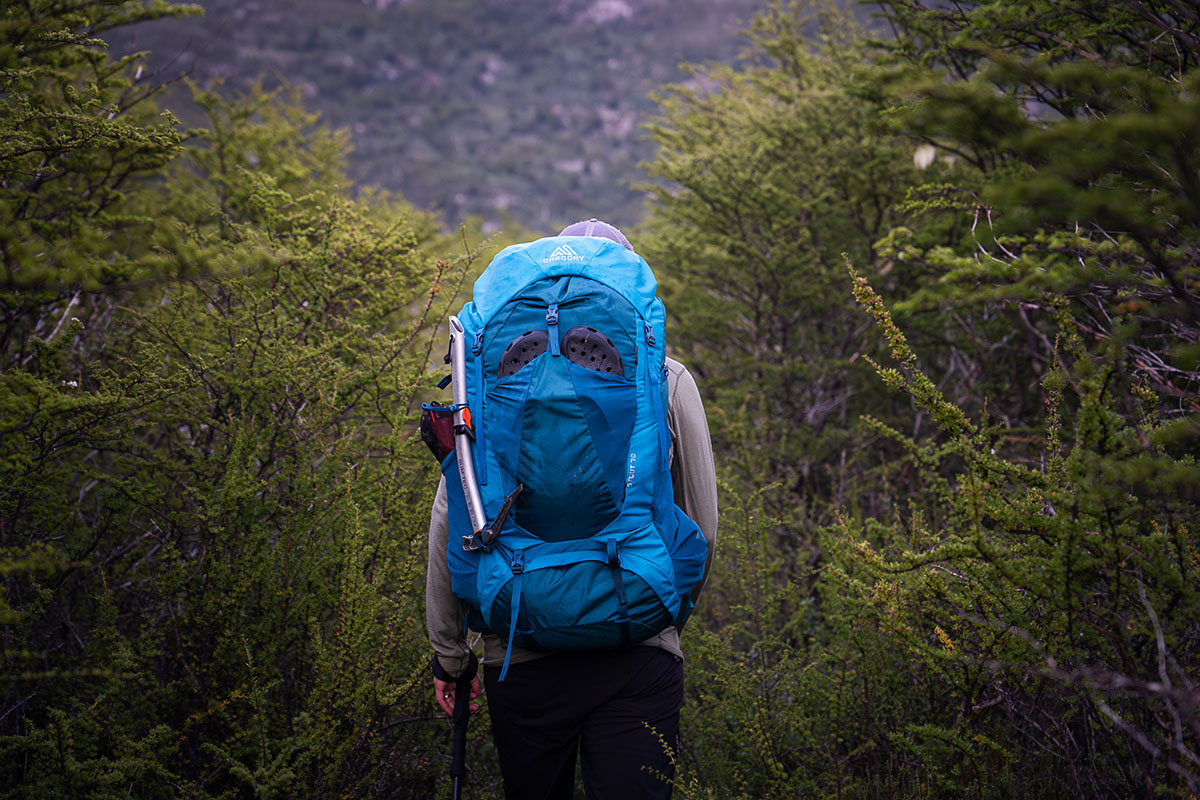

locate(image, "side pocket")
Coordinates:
484 360 534 486
568 362 637 513
667 505 708 602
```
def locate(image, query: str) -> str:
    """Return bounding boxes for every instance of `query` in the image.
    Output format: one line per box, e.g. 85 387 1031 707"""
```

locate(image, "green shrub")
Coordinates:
1 4 486 796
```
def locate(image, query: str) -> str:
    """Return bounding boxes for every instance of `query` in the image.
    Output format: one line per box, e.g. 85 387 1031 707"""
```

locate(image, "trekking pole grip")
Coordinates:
431 649 479 687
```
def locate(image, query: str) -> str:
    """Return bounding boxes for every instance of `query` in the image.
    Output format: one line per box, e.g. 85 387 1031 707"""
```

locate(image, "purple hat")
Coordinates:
558 218 634 251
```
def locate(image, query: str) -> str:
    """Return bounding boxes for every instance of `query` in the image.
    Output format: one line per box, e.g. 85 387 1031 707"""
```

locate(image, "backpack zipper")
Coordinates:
546 304 561 356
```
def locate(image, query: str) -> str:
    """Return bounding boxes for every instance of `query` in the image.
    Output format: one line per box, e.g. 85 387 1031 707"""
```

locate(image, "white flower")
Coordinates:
913 144 937 169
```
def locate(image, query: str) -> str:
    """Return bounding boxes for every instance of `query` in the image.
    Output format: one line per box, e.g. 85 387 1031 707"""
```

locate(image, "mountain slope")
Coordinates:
113 0 767 229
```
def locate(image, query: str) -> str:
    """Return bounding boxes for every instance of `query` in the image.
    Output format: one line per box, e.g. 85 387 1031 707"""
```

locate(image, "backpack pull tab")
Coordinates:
546 305 561 356
643 322 656 347
472 331 484 356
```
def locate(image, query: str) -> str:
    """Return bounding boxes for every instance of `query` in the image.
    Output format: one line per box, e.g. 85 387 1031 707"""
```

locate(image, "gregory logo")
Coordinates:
543 244 584 263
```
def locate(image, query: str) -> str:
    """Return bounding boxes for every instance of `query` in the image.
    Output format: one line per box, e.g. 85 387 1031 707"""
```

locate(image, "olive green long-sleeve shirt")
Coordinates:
425 357 718 677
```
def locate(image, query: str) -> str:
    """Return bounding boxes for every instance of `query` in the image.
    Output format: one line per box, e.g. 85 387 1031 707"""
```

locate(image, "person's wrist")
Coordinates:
431 650 478 682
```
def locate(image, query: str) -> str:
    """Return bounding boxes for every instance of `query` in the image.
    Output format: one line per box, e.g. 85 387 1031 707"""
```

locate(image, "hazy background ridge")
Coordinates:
112 0 773 230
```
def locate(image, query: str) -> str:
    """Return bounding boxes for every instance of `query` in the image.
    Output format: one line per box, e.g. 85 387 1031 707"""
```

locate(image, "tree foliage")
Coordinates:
642 4 932 530
1 3 490 797
644 0 1200 797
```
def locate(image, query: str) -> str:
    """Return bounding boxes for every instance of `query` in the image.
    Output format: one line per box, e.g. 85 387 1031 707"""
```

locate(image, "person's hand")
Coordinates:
434 673 482 717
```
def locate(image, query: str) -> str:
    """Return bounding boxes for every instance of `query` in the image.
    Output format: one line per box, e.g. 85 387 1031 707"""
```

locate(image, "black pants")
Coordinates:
483 647 683 800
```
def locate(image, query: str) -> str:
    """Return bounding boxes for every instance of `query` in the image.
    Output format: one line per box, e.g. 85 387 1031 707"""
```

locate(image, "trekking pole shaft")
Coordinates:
450 678 471 773
449 675 471 797
448 316 487 535
432 651 478 800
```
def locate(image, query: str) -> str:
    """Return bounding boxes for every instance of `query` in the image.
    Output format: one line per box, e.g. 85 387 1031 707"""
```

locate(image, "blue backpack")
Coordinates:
438 235 708 677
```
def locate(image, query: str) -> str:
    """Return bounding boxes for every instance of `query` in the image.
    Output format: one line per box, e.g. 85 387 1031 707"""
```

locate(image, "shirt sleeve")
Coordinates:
425 477 474 677
666 358 719 602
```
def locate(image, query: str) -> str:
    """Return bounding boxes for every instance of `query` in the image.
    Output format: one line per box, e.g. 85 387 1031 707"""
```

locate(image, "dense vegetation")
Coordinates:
646 1 1200 796
2 1 1197 798
1 2 490 794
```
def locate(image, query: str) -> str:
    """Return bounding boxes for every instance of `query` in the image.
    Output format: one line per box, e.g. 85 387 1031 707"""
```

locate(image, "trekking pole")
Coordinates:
448 316 488 540
432 650 479 800
447 315 524 552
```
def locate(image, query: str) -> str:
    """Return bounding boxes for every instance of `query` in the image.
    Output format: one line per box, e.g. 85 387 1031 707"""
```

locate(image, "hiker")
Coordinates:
425 219 718 800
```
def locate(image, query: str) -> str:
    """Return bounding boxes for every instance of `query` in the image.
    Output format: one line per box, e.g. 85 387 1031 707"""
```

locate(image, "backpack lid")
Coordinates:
470 236 659 325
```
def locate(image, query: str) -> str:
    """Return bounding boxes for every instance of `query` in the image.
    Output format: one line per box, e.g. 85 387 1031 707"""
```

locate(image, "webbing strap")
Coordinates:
607 540 631 648
499 576 522 681
499 551 524 682
522 549 608 570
